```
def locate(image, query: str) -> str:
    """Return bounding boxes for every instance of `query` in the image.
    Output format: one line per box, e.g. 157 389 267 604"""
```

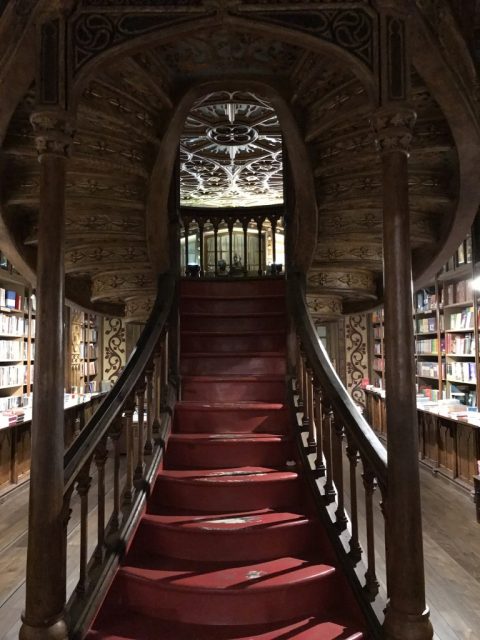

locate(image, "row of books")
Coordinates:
416 338 440 354
0 288 23 311
0 395 25 412
372 310 383 324
446 334 475 355
0 340 23 361
373 357 384 371
446 361 476 382
444 279 474 306
417 362 445 378
81 361 97 376
0 364 25 387
0 314 25 336
416 317 439 333
79 343 97 359
418 386 442 402
448 307 474 330
415 290 440 313
373 327 383 339
373 343 382 355
83 329 98 342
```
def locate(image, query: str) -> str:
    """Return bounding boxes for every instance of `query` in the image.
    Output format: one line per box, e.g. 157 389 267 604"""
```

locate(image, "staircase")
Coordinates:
87 278 366 640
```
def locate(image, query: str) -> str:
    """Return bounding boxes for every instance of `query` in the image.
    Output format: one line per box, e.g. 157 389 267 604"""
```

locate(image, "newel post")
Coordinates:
372 107 432 639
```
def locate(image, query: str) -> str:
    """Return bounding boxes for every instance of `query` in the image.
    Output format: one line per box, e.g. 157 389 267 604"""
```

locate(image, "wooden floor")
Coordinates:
0 455 479 639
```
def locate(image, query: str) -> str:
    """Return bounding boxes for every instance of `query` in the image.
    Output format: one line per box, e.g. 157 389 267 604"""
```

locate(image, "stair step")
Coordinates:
181 311 286 332
180 295 285 315
180 279 286 298
165 432 293 469
133 507 326 562
87 610 364 640
113 555 340 626
173 401 290 434
181 353 286 376
181 330 286 354
150 467 301 512
182 376 286 402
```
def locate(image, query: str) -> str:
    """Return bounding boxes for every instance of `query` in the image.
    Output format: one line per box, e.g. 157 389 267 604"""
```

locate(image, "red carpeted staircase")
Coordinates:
87 278 366 639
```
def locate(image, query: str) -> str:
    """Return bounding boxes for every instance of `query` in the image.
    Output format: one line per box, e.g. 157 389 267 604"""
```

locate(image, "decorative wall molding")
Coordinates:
344 313 368 409
102 316 126 384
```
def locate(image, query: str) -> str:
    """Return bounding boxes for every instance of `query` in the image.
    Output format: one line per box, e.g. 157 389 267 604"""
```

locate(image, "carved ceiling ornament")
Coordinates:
91 270 155 300
180 91 284 208
124 294 155 324
307 267 376 299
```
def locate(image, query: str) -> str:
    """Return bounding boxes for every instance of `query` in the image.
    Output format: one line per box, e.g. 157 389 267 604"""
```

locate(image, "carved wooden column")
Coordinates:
20 110 72 640
373 107 432 640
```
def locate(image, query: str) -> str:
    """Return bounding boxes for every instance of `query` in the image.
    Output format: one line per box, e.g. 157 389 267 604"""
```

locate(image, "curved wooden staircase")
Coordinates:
86 278 366 639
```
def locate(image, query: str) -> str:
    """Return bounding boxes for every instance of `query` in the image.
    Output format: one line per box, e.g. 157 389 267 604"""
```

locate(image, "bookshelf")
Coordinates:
369 235 480 407
70 309 99 393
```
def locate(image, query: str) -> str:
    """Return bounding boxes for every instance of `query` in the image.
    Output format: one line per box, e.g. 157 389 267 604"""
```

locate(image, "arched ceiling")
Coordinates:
0 16 465 321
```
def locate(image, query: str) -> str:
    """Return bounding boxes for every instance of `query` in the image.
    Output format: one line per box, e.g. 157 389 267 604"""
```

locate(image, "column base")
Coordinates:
20 615 68 640
383 604 433 640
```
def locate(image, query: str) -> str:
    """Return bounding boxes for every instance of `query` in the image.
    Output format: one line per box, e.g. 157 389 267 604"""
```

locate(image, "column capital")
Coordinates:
30 109 74 161
371 106 416 156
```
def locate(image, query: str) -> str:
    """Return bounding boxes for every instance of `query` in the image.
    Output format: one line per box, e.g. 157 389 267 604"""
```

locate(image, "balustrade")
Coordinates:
288 272 388 636
180 207 285 278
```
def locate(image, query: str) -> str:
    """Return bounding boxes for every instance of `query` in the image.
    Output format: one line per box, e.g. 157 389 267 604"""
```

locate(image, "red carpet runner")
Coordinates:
87 279 365 639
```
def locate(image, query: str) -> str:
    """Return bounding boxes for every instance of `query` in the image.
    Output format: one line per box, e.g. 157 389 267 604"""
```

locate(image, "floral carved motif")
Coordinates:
345 313 368 408
103 317 126 383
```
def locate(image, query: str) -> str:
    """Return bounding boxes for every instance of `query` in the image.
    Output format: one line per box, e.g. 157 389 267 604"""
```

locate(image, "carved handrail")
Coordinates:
287 272 387 488
64 272 176 492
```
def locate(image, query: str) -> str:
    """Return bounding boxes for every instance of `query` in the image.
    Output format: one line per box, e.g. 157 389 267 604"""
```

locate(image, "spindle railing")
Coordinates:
62 273 177 639
288 272 387 636
180 206 284 278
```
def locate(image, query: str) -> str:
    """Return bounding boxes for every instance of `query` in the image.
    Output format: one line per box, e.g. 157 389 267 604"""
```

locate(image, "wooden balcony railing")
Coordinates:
180 207 284 278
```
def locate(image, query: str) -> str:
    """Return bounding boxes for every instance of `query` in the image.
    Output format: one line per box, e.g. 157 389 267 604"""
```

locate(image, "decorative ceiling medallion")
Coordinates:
180 90 284 208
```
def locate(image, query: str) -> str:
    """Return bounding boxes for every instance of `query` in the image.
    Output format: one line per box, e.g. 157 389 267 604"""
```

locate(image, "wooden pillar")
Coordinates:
373 106 432 640
20 110 72 640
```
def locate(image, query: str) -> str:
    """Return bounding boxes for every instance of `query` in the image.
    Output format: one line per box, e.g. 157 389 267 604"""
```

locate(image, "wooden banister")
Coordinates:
287 272 387 486
64 273 175 492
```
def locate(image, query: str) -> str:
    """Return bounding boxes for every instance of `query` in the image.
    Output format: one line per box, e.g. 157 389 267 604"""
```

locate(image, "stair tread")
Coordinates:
182 352 284 357
120 554 336 591
168 433 289 442
176 401 287 410
182 374 285 381
181 293 284 301
141 507 310 531
181 330 286 336
181 311 286 318
158 467 297 484
88 610 364 640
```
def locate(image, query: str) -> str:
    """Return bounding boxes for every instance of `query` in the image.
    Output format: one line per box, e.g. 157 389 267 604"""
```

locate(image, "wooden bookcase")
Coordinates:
68 308 100 393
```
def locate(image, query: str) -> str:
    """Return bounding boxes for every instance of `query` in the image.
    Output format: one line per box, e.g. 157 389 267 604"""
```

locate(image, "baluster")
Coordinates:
161 330 169 411
144 364 154 454
362 464 380 600
270 216 277 268
257 217 263 276
61 485 75 593
122 393 136 505
108 417 122 533
242 219 248 277
313 380 326 477
184 217 189 276
152 345 162 437
199 220 205 277
331 415 348 531
306 365 316 452
322 402 336 504
76 464 92 595
296 340 304 408
228 219 234 273
134 379 146 484
301 350 309 431
346 437 362 563
213 220 219 276
94 437 108 562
